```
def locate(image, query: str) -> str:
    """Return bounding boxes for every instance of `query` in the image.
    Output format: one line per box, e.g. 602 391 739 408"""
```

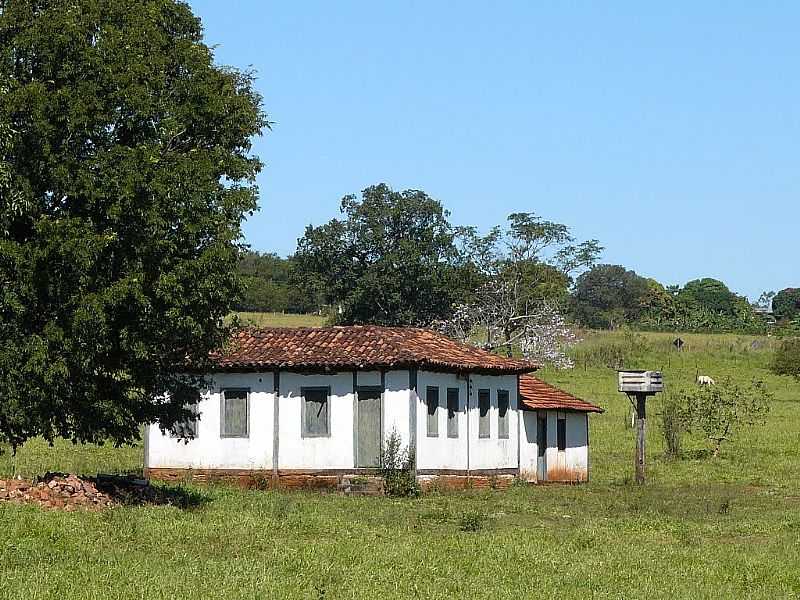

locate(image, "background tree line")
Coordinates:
239 183 794 336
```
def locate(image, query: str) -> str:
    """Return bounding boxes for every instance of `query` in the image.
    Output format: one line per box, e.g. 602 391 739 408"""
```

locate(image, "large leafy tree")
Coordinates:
773 288 800 322
571 264 649 329
293 184 464 326
0 0 267 449
678 278 739 315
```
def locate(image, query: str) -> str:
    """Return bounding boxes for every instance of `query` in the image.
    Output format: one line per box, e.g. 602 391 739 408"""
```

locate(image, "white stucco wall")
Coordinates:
383 370 412 446
146 372 275 470
519 410 539 479
415 371 469 470
468 374 519 470
147 370 415 471
147 369 538 474
277 371 354 469
415 371 519 471
519 409 591 481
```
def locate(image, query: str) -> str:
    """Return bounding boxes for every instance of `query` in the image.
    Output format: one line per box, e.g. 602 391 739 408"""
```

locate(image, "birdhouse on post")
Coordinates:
618 370 664 484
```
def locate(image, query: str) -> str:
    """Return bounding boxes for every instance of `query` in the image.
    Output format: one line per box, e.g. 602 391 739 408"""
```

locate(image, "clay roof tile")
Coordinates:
518 375 603 413
209 326 537 375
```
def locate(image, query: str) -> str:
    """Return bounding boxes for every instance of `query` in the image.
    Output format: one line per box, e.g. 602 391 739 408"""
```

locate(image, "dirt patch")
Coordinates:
545 466 588 483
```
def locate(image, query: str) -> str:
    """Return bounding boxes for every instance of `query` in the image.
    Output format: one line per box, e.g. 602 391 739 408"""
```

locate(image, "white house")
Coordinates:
144 326 603 488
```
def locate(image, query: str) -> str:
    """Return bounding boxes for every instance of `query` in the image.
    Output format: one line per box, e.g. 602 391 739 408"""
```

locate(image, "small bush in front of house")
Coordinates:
380 429 420 498
459 510 486 532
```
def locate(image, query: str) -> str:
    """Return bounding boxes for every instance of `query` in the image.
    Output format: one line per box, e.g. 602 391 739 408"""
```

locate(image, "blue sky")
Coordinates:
189 1 798 300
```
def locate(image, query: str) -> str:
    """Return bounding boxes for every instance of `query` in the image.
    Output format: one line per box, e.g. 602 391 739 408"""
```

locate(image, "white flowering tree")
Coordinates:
436 281 580 369
438 213 600 368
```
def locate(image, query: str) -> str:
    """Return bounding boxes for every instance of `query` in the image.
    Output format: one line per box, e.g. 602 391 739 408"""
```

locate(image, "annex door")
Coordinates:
536 415 547 481
357 387 382 468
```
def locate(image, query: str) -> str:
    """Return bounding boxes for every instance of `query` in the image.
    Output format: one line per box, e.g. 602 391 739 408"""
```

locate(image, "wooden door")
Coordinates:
536 415 547 481
357 387 382 468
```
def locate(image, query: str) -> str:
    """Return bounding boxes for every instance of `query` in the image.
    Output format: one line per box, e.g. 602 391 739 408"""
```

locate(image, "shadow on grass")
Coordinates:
681 448 714 461
94 475 211 510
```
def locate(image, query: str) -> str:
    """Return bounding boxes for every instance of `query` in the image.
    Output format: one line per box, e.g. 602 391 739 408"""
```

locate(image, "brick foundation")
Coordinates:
144 468 519 493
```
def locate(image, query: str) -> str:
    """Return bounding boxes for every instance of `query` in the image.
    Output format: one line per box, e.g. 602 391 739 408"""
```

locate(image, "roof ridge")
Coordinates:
212 325 538 375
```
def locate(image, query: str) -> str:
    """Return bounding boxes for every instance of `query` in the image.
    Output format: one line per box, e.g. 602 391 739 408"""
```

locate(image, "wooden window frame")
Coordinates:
426 386 440 438
446 387 459 439
301 386 332 438
537 414 547 458
478 389 491 439
497 389 510 439
557 415 567 451
220 388 250 439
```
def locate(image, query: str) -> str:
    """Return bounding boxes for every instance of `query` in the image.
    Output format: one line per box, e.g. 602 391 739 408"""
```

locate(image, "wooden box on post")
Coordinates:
617 370 663 485
618 370 664 394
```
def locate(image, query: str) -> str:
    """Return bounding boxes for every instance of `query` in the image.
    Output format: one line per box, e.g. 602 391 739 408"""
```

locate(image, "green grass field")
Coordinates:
1 322 799 599
234 311 327 328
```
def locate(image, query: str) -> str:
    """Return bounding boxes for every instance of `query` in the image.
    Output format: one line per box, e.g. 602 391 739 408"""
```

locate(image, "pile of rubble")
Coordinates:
0 473 160 511
0 473 114 511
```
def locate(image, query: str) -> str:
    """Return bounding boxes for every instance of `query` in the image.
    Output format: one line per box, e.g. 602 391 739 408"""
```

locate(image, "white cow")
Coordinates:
696 375 716 385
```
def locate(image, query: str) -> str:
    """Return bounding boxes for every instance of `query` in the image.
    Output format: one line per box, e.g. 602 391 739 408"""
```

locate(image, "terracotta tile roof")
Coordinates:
210 326 538 375
519 375 604 413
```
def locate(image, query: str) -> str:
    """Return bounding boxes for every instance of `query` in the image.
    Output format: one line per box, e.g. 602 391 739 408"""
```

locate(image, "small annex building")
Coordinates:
144 326 603 488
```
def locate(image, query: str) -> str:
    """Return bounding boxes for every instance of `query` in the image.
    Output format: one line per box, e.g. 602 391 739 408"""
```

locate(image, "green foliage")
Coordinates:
458 212 601 306
236 251 319 314
571 270 764 334
573 272 765 334
659 390 686 458
771 337 800 379
458 509 486 532
677 377 772 457
772 288 800 322
442 213 599 362
571 264 650 328
679 278 740 316
293 184 466 326
0 0 267 448
379 429 420 498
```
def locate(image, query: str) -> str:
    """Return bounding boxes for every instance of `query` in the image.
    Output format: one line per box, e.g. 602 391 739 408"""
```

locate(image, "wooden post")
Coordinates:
634 393 646 484
618 371 662 485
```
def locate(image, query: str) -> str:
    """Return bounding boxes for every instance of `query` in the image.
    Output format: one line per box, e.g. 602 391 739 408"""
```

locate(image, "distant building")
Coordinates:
145 326 603 488
753 306 776 325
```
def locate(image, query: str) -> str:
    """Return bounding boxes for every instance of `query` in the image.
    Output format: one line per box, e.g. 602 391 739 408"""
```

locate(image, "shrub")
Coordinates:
659 391 686 458
772 338 800 380
678 377 772 457
380 429 420 498
458 510 486 532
